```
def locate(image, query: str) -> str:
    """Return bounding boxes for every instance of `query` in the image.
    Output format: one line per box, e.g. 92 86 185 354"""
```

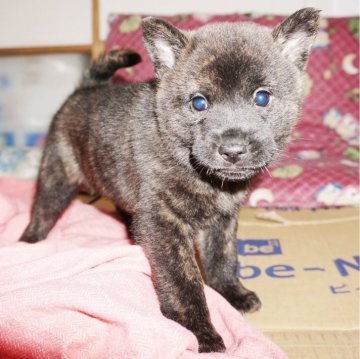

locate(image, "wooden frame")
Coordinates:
0 45 91 56
91 0 105 59
0 0 103 59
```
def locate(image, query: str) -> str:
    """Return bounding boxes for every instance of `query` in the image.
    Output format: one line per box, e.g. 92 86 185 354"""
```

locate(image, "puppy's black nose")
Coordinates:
218 143 247 164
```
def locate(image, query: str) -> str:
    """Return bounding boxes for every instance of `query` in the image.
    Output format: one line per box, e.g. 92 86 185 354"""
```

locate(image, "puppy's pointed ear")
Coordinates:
272 8 320 71
142 17 189 78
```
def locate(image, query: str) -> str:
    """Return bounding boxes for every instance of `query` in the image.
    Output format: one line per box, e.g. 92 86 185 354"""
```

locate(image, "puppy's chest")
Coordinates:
215 191 244 214
163 185 243 227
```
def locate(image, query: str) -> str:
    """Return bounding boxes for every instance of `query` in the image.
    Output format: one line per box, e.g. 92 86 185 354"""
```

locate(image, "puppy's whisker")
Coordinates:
292 137 314 142
265 167 272 178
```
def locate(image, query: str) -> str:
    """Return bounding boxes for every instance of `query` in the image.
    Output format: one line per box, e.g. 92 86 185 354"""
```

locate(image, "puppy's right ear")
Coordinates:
142 17 189 78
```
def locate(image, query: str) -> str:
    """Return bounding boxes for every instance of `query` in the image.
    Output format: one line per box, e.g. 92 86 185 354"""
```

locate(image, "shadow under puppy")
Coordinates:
20 8 319 353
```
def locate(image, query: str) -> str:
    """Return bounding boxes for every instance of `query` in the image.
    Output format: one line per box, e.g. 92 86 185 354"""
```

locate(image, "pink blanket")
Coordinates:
0 178 287 359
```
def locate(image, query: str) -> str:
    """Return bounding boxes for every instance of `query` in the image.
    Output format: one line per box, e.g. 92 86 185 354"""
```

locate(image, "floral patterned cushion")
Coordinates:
105 14 359 208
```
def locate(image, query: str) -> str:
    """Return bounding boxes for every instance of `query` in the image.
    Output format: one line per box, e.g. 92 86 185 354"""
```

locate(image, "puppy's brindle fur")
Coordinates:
20 9 319 352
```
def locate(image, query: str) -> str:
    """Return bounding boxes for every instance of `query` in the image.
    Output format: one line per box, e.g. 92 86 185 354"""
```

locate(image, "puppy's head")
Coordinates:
142 8 320 182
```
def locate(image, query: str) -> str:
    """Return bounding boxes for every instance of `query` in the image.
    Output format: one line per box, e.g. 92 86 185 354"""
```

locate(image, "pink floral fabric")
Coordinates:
106 14 359 208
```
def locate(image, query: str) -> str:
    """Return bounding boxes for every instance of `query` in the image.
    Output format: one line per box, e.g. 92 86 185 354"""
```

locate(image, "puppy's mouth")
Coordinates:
191 157 266 182
212 167 263 181
189 151 273 182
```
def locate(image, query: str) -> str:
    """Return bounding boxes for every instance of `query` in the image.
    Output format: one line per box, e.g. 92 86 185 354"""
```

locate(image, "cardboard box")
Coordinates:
237 207 359 359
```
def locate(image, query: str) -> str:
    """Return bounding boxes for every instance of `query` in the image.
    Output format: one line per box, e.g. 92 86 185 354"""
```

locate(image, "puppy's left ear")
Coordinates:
272 8 320 71
142 17 189 78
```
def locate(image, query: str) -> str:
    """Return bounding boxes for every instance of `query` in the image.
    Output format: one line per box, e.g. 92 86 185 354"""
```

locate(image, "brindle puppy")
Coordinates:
20 8 319 352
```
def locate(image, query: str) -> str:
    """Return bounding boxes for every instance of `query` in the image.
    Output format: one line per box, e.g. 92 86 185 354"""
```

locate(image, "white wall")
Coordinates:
0 0 358 48
0 0 92 48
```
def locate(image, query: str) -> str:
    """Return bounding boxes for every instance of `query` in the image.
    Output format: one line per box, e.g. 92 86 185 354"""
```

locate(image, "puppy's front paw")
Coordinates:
236 290 262 313
19 233 41 244
198 332 226 353
217 285 262 314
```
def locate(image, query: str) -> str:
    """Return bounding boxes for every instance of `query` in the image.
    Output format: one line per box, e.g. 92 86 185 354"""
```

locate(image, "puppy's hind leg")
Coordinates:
19 141 78 244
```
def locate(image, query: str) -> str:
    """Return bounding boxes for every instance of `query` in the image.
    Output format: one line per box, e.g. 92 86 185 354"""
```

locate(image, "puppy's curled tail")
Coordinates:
80 49 141 87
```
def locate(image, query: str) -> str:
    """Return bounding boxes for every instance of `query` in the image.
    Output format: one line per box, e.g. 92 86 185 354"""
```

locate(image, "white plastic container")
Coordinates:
0 53 89 147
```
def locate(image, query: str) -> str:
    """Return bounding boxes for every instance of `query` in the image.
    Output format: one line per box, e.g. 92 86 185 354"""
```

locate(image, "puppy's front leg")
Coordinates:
133 208 225 353
196 214 261 313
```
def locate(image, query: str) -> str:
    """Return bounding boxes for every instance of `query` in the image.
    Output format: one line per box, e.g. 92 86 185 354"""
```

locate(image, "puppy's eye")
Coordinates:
191 96 208 111
254 90 271 107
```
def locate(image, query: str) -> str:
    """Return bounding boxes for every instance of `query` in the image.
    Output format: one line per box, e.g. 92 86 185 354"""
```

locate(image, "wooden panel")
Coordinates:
0 45 91 56
92 0 104 59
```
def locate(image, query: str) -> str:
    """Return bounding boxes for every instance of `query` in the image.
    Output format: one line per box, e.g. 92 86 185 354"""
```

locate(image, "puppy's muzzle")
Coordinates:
218 128 248 164
218 143 247 164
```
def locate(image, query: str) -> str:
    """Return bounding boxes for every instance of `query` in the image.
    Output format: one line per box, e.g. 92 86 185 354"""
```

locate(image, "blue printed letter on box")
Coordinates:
238 239 282 256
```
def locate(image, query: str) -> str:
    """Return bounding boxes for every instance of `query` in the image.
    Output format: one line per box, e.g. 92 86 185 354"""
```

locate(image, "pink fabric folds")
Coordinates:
0 178 287 358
